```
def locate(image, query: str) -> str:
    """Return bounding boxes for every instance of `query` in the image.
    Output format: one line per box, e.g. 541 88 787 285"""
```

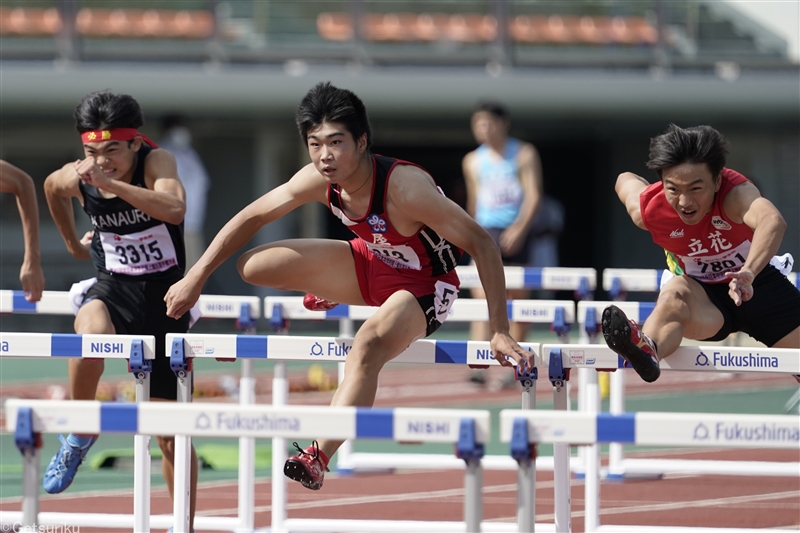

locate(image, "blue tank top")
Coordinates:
474 138 523 229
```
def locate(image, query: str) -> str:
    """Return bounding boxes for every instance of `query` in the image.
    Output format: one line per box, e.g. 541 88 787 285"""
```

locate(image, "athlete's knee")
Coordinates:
236 251 256 282
348 332 390 375
156 435 175 459
656 286 692 317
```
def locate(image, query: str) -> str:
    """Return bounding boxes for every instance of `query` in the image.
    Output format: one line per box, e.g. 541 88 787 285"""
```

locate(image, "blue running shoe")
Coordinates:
43 434 96 494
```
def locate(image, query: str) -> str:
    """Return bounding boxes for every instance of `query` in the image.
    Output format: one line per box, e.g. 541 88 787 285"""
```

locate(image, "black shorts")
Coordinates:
83 273 191 400
484 227 531 266
699 264 800 346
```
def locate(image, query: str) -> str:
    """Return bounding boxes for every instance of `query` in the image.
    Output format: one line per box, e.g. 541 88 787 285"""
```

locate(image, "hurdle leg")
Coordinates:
583 372 601 532
553 382 572 533
238 358 256 531
335 318 355 471
272 360 288 533
173 369 192 533
607 371 625 477
518 380 536 532
134 373 151 533
20 447 39 526
464 458 483 533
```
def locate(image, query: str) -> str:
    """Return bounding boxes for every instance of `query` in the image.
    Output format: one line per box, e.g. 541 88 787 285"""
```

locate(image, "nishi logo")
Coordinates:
669 228 684 238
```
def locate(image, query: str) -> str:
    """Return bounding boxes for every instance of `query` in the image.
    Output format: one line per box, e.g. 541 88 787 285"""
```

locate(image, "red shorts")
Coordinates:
349 238 460 336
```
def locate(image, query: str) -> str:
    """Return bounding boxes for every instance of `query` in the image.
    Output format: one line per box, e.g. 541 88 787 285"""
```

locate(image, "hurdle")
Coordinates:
541 342 800 532
501 407 800 533
263 297 574 473
0 289 262 532
597 266 799 478
263 265 597 474
5 399 490 533
167 332 541 532
0 332 156 533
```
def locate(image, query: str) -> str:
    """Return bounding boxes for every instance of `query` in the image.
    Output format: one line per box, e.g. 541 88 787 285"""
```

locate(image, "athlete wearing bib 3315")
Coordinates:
79 143 191 400
44 90 199 529
329 155 461 336
602 124 800 384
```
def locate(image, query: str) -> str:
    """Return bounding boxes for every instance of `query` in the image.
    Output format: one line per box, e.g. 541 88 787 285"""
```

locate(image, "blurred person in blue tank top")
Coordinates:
462 102 544 388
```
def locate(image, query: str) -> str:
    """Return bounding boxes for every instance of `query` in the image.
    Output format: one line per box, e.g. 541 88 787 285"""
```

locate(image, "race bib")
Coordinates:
433 280 459 322
482 178 522 210
682 241 751 283
100 224 178 275
366 243 422 270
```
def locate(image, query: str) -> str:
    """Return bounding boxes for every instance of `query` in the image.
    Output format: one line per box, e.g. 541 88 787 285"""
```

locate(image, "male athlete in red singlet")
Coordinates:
602 124 800 383
164 82 531 490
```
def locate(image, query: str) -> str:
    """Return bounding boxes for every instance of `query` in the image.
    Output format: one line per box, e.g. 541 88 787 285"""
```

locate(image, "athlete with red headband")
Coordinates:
164 82 531 491
43 90 198 532
602 124 800 384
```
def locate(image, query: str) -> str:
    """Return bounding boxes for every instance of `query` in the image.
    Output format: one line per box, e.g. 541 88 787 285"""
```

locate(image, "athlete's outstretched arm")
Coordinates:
44 164 91 260
389 166 532 369
723 181 787 305
165 164 326 319
0 160 44 301
615 172 650 230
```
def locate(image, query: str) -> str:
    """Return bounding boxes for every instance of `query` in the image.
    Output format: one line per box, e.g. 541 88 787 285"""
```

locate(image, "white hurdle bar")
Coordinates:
542 342 800 533
602 267 798 298
501 408 800 533
263 297 573 474
0 290 262 533
167 333 540 533
5 400 490 533
0 333 156 533
456 265 597 295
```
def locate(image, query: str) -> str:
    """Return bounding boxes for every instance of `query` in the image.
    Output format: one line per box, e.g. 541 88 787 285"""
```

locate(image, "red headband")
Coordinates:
80 128 158 148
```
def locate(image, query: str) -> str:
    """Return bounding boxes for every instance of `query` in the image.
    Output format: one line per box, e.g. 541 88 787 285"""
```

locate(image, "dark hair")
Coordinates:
473 101 509 120
646 124 729 178
74 90 144 133
295 82 372 149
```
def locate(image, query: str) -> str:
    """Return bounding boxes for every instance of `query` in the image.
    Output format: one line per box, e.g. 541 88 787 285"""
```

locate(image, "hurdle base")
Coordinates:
0 511 244 531
620 458 800 477
340 452 583 472
595 526 792 533
277 518 557 532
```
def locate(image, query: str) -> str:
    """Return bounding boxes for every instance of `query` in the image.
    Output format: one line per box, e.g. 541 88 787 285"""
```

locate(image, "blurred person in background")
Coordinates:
43 90 198 531
462 101 543 389
164 81 532 491
0 160 45 302
603 124 800 390
160 114 210 269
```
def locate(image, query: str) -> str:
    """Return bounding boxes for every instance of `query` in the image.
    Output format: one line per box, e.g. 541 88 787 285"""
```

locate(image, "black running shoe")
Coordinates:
602 305 661 383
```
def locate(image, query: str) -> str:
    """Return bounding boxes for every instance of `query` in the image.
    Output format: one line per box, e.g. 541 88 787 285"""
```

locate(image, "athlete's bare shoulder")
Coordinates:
285 161 330 204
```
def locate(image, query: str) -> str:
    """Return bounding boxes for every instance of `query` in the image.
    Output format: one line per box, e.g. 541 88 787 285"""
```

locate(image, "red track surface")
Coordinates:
2 366 798 532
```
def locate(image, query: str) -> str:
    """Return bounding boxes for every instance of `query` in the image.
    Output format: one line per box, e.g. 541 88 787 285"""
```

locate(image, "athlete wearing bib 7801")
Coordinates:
602 124 800 384
164 82 532 491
